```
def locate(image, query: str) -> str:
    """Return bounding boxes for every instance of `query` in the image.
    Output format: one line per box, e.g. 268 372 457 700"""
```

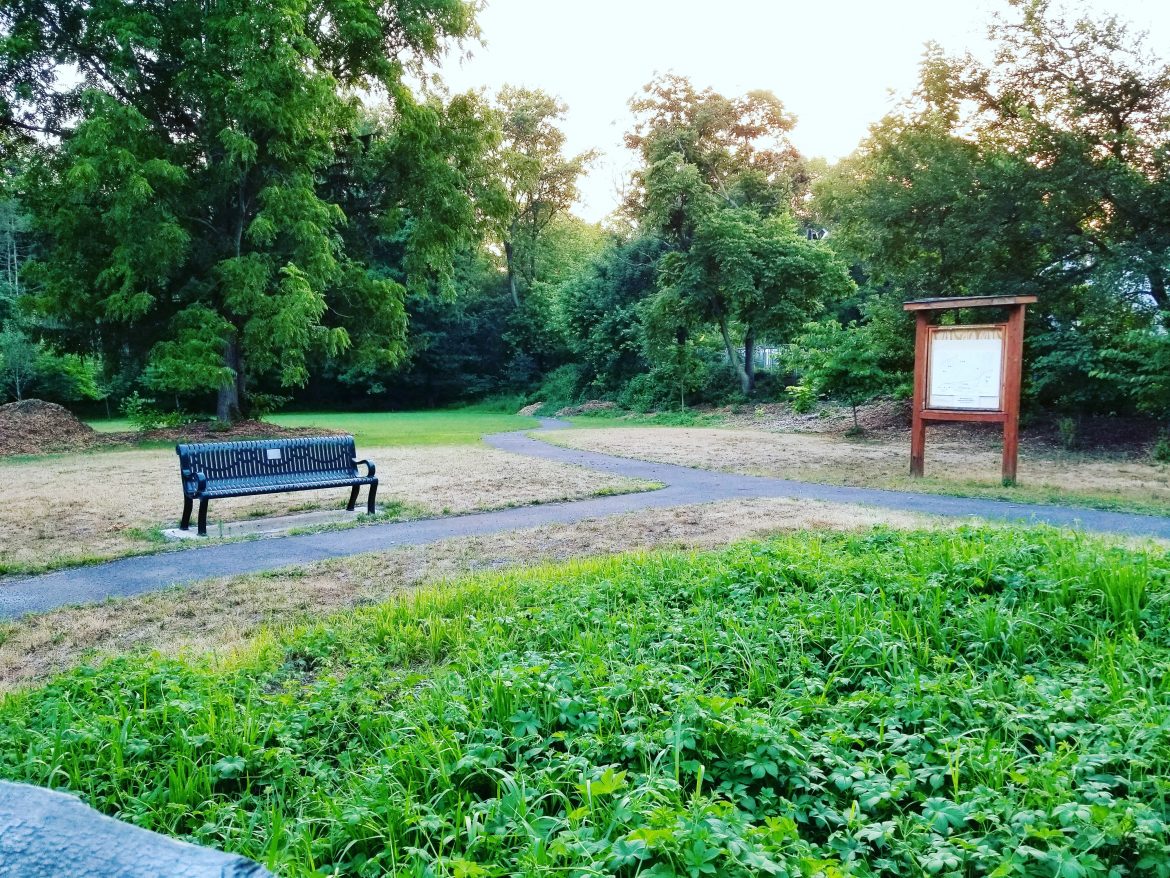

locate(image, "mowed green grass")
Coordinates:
86 417 135 432
266 410 535 446
86 409 536 446
1 527 1167 877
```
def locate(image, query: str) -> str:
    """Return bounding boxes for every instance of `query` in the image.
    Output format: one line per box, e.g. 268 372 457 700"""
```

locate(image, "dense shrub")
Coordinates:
119 391 193 430
531 363 585 413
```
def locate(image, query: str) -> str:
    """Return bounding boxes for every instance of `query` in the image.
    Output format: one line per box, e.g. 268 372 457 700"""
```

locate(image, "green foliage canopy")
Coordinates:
628 75 853 396
1 0 487 419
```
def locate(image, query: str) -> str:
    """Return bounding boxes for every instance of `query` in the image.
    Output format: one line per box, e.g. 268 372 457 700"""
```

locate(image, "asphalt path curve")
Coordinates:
3 418 1169 619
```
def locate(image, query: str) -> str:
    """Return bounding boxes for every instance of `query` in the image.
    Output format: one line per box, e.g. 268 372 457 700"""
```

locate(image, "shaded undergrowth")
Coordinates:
1 527 1168 877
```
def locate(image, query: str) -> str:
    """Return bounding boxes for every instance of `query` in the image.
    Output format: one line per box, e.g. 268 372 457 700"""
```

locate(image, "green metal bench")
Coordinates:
176 436 377 536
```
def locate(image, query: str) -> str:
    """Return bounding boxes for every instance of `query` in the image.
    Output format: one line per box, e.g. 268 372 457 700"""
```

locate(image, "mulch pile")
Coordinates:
720 398 911 434
0 401 344 457
556 400 618 417
0 399 104 456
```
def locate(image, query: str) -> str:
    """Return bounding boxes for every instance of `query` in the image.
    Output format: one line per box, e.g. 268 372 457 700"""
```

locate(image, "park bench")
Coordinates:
176 436 377 536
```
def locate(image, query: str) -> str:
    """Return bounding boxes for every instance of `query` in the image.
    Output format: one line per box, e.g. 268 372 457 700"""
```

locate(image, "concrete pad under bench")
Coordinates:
163 506 378 540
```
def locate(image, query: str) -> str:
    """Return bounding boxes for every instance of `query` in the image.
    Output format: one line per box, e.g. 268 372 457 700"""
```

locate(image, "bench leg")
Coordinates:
180 498 193 531
346 484 360 512
367 480 378 515
197 499 209 537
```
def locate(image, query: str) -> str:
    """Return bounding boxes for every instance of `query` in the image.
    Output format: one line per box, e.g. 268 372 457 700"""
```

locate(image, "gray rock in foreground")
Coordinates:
0 781 273 877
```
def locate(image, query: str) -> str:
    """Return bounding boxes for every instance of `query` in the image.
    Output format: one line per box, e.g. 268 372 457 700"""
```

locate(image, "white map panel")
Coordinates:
927 327 1003 410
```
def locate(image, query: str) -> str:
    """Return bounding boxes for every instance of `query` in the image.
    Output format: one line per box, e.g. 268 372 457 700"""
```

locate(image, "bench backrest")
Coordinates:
176 436 358 495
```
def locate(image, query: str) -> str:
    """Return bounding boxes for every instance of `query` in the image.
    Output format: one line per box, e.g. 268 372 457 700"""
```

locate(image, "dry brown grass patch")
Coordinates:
0 445 647 572
0 497 935 690
546 427 1170 512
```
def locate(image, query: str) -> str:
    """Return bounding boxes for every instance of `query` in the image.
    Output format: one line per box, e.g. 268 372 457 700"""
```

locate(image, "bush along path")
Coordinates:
5 418 1170 618
0 529 1167 876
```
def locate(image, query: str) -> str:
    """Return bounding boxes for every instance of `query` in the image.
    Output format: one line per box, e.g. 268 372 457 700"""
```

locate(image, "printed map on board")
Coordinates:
927 326 1003 410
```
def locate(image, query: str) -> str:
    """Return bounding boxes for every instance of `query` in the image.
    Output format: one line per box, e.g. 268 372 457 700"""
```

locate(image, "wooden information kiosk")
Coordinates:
904 295 1035 484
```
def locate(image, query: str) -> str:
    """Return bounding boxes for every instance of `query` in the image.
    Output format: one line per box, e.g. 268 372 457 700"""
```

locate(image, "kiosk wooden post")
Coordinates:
904 295 1034 485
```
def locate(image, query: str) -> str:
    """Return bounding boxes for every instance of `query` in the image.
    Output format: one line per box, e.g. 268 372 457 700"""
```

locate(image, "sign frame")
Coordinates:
904 296 1035 485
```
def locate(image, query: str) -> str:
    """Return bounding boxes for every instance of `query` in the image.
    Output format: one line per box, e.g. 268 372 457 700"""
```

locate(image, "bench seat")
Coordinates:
176 435 377 535
198 472 377 498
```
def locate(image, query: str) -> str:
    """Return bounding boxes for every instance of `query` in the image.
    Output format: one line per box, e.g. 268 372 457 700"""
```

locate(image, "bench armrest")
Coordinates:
180 468 209 494
353 458 376 478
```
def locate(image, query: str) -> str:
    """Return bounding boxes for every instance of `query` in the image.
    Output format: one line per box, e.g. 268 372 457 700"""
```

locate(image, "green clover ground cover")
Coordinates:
1 527 1169 877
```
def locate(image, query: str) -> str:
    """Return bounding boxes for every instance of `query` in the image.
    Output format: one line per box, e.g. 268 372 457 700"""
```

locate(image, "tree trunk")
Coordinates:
235 352 247 417
743 326 756 396
216 332 242 423
676 328 688 410
504 239 520 308
1149 265 1169 312
718 316 751 396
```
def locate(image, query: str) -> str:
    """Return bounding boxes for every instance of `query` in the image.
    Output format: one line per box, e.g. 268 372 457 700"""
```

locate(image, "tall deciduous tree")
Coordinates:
558 235 664 395
494 86 596 308
964 0 1170 309
0 325 36 399
1 0 484 420
819 0 1170 311
0 198 30 322
628 75 852 395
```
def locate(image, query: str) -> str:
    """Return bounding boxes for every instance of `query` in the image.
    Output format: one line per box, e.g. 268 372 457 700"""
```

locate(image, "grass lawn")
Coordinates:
86 416 134 432
267 410 537 446
1 526 1166 876
85 408 537 446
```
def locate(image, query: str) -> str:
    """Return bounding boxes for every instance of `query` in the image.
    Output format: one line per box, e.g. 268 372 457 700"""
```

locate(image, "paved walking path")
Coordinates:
3 418 1169 619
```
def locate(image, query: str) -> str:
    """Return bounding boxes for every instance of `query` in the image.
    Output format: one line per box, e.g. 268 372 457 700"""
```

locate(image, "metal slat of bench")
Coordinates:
176 435 377 536
203 473 377 497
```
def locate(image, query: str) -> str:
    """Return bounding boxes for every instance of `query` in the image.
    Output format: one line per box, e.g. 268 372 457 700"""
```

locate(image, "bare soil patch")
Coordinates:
546 426 1170 513
0 445 648 573
0 497 935 690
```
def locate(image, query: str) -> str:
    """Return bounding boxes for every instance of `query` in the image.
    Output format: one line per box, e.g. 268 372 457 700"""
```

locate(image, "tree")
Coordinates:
814 1 1170 418
787 320 896 431
494 86 596 308
558 235 665 394
1091 323 1170 427
958 0 1170 310
321 93 508 395
822 1 1170 309
2 0 484 421
0 325 36 400
502 213 607 383
0 323 98 402
627 76 852 396
0 199 31 321
625 74 808 226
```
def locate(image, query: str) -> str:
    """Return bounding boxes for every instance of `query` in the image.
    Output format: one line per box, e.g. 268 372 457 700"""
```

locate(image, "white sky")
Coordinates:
436 0 1170 223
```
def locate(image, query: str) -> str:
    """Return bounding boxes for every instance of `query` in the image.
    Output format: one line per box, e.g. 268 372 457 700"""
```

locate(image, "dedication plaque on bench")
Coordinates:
926 325 1004 411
